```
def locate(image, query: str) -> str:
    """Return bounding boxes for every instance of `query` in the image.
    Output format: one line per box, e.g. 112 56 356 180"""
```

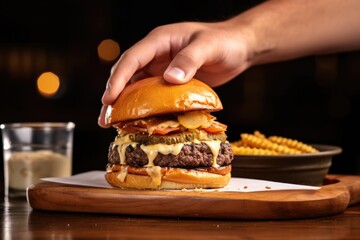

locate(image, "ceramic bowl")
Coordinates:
231 144 342 186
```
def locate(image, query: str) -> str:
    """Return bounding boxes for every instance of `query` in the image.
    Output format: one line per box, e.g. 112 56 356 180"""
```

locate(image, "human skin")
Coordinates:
98 0 360 128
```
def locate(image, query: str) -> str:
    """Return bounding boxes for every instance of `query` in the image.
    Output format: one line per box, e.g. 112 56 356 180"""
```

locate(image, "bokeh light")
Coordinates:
97 39 120 62
37 71 60 97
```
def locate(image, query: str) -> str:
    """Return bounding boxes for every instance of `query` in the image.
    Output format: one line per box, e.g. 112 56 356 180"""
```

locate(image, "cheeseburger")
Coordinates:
105 76 234 189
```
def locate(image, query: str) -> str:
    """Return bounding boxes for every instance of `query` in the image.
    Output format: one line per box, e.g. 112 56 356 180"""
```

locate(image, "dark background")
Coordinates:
1 0 359 193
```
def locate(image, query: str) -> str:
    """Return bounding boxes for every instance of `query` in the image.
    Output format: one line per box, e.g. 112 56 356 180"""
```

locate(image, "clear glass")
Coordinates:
1 122 75 197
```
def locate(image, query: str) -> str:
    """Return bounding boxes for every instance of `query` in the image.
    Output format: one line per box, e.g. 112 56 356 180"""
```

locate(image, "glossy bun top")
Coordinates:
107 76 223 124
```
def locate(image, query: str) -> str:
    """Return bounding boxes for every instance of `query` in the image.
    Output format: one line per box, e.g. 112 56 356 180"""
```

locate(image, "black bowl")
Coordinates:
231 144 342 186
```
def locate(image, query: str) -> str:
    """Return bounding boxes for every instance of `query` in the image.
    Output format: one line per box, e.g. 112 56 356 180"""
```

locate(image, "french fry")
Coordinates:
253 130 266 139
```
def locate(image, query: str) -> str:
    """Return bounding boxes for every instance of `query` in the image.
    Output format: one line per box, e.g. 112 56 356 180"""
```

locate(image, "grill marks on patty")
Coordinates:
108 142 233 168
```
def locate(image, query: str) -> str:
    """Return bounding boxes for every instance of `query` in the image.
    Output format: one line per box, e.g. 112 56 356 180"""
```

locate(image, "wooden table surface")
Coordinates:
2 196 360 240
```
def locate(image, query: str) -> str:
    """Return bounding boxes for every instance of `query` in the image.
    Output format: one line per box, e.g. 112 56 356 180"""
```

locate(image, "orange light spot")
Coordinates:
37 72 60 97
97 39 120 62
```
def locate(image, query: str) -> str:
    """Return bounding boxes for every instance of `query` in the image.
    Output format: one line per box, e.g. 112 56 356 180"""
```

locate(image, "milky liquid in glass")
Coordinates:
1 122 75 197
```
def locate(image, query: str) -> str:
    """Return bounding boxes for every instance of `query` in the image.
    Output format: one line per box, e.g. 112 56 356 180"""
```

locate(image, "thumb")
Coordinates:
163 44 204 84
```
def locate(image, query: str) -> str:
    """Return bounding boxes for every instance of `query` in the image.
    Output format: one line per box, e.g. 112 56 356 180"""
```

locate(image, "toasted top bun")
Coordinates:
107 76 223 124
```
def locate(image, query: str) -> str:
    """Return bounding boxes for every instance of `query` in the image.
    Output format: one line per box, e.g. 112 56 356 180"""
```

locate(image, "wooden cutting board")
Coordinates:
27 174 360 220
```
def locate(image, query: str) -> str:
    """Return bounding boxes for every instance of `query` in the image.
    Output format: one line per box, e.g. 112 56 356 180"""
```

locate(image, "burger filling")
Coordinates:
107 111 234 182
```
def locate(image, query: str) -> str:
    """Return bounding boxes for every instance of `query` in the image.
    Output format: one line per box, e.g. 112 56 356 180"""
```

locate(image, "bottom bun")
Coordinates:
105 165 231 190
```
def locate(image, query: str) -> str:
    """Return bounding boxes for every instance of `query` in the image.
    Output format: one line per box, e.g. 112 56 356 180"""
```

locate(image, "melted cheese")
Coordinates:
113 134 134 145
145 166 162 186
141 143 184 166
114 134 137 165
203 140 221 168
116 166 128 182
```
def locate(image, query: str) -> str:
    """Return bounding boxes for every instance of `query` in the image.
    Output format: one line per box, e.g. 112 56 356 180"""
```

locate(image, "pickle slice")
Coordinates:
129 131 227 145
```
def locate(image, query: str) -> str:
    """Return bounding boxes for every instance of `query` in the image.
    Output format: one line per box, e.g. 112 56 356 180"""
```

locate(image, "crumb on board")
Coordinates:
265 186 271 189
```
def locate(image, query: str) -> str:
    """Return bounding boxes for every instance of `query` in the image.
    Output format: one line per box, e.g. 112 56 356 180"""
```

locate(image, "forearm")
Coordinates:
229 0 360 66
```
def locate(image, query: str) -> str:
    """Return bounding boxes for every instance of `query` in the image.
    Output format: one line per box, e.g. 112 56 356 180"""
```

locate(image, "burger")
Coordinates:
105 76 234 189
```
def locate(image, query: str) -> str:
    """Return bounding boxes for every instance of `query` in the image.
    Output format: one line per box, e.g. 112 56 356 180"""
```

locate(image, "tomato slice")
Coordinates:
202 121 227 133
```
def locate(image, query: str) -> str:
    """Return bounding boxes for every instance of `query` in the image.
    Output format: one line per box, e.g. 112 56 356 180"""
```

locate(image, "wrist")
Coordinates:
223 12 275 69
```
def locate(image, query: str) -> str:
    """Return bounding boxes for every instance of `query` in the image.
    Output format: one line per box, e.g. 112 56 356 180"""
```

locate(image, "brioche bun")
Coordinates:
106 76 223 124
105 165 231 190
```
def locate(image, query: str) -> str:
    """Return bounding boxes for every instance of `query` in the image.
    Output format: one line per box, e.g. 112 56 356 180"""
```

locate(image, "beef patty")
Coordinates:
108 142 233 168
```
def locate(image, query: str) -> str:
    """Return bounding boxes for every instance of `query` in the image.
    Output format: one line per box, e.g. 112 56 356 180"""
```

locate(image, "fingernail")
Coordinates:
98 105 111 128
105 105 113 124
167 67 186 82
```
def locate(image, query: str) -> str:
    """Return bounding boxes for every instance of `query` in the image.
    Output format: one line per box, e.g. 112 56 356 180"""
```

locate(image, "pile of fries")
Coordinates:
231 130 319 155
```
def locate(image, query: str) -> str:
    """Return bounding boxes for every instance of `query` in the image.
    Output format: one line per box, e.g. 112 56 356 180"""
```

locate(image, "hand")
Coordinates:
98 21 253 128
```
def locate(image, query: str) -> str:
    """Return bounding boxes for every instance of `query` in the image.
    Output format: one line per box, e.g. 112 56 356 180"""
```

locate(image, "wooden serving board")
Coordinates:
27 175 360 220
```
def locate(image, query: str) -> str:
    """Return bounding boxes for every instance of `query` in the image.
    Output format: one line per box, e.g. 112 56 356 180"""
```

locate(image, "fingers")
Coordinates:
101 57 132 105
101 40 159 105
99 33 170 128
101 53 138 105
